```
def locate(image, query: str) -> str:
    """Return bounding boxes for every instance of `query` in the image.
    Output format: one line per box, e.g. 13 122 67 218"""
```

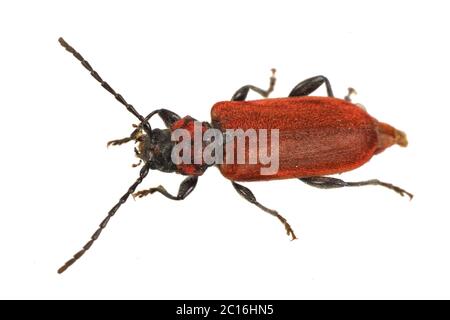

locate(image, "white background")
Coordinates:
1 0 449 299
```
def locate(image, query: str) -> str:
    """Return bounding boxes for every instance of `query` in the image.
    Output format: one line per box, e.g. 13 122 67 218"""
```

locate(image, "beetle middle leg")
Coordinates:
231 69 276 101
289 75 334 97
133 176 198 200
231 181 297 240
300 176 413 199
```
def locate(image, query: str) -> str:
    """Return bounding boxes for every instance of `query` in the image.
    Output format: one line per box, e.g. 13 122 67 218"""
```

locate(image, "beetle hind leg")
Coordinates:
300 176 413 200
231 69 276 101
231 181 297 240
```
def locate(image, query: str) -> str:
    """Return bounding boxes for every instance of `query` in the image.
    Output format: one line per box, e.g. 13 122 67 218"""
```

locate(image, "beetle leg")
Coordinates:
289 75 334 97
107 136 134 147
133 108 181 133
131 159 142 168
231 69 276 101
344 87 357 102
133 176 198 200
231 181 297 240
300 176 413 200
148 109 181 128
106 125 145 147
107 127 141 147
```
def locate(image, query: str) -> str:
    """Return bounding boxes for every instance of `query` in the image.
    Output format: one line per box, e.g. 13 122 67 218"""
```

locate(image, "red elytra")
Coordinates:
208 96 407 181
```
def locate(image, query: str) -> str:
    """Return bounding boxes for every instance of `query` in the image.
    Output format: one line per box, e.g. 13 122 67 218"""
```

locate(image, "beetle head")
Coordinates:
135 128 177 173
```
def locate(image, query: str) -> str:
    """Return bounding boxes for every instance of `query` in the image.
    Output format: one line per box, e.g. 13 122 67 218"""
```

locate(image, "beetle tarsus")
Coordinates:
344 87 357 102
133 188 155 199
107 127 144 147
376 180 414 200
255 203 297 241
107 137 133 147
134 176 198 201
231 69 277 101
300 176 413 200
277 215 297 240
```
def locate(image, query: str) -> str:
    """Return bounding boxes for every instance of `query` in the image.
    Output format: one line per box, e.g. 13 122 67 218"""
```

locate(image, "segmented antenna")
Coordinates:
58 37 151 133
58 162 151 274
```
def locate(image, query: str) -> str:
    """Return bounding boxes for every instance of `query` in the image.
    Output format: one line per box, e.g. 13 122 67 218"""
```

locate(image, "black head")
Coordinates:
135 128 177 173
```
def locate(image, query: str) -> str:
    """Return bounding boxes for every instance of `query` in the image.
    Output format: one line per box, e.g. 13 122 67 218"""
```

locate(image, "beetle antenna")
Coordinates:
58 37 151 134
57 162 151 274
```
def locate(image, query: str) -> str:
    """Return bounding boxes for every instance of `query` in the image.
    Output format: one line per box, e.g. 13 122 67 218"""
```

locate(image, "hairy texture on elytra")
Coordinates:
212 97 406 181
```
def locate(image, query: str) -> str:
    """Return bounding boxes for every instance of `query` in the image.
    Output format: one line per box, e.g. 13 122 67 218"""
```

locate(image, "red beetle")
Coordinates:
58 38 412 274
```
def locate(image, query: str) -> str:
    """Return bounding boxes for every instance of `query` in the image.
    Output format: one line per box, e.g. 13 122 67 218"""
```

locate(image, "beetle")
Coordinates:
57 38 412 274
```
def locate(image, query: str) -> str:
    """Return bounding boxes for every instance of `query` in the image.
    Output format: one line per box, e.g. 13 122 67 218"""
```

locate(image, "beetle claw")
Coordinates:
274 214 297 240
400 189 414 200
385 183 414 200
131 160 142 168
285 224 298 241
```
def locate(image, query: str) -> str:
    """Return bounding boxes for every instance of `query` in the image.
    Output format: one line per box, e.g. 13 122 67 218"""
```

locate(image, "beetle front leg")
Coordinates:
231 181 297 240
150 109 181 128
107 126 142 147
231 69 276 101
289 75 334 97
300 176 413 199
133 176 198 200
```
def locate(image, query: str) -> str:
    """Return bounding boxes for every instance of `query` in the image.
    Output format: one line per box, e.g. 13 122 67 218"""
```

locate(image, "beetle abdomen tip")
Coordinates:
395 129 408 147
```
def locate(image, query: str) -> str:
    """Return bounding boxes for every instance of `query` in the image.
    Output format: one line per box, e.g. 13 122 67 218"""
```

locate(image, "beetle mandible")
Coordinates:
57 38 412 274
